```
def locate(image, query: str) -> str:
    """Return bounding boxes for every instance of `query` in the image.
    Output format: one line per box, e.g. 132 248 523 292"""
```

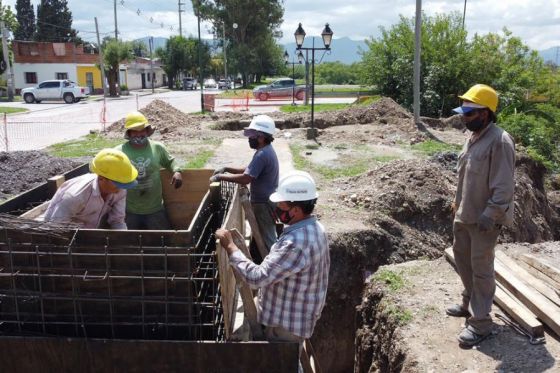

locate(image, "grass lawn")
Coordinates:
0 106 28 114
182 150 215 169
47 133 123 158
410 139 462 156
215 89 253 99
281 103 350 113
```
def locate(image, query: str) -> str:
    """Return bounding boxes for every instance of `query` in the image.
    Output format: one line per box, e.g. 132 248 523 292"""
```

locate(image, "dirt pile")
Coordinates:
0 151 82 201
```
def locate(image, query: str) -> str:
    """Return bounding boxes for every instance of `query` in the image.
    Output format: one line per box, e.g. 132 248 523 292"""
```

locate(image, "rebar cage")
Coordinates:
0 181 237 343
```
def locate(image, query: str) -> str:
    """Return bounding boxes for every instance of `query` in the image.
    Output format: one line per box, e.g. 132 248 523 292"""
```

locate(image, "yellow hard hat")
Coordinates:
458 84 498 113
90 149 138 189
125 111 149 131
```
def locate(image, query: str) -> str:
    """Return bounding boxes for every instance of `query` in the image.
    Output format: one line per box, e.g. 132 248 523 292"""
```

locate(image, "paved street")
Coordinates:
0 89 355 151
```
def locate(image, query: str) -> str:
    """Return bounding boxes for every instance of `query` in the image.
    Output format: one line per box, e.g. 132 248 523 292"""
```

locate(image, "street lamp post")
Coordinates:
294 23 333 142
283 50 302 106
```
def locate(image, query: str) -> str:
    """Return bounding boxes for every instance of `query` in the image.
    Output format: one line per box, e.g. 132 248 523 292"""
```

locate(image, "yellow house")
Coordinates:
76 65 103 94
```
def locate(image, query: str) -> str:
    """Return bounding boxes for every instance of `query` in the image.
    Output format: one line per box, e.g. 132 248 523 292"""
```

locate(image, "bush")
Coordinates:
120 84 128 91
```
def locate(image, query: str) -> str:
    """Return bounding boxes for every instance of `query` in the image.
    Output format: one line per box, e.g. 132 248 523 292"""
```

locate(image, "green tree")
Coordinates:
14 0 35 40
102 39 132 97
195 0 284 86
0 1 18 75
130 39 147 57
36 0 79 43
156 36 211 89
315 62 362 84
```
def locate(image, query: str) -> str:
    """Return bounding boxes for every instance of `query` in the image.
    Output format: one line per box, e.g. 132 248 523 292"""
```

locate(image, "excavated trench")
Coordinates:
308 154 560 372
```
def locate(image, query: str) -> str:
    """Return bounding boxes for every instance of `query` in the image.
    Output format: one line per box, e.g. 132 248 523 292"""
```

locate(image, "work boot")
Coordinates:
445 304 470 317
457 327 490 347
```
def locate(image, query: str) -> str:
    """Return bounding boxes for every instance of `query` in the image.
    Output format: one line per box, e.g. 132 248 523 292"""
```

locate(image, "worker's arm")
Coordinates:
222 167 246 174
483 133 516 221
216 172 253 185
158 144 183 188
215 228 307 289
45 194 84 224
106 191 127 230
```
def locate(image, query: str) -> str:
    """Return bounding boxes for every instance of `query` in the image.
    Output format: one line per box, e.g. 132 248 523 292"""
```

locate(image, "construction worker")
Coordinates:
44 148 138 229
215 170 330 361
210 114 279 256
447 84 515 347
116 111 183 230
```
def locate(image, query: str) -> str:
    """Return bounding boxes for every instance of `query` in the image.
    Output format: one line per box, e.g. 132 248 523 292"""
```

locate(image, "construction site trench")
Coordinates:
1 98 560 372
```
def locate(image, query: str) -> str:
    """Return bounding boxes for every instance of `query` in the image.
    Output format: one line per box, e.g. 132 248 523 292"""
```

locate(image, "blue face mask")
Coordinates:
129 135 148 146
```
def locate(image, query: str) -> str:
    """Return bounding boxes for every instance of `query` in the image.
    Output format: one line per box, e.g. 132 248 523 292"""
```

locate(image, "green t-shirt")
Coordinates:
117 140 180 215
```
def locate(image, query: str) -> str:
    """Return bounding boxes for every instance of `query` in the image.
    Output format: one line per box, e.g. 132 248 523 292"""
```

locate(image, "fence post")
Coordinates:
100 99 107 133
3 113 8 152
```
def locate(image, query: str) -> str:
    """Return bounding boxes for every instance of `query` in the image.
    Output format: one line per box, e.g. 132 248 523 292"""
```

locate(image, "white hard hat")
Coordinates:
244 115 276 136
270 170 318 203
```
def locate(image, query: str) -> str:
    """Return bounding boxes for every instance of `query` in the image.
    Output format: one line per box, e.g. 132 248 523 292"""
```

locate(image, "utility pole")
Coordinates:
95 17 108 98
113 0 118 39
1 21 14 101
196 2 204 112
149 36 154 93
462 0 467 29
178 1 185 37
413 0 422 125
223 23 228 80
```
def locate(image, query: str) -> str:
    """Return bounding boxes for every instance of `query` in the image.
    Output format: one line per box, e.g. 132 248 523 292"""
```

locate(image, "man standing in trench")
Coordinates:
447 84 515 347
210 114 279 257
215 170 330 361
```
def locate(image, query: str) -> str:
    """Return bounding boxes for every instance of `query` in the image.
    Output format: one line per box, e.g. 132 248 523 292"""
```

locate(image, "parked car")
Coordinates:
182 77 198 90
252 78 307 101
203 78 217 89
218 79 231 90
22 80 89 104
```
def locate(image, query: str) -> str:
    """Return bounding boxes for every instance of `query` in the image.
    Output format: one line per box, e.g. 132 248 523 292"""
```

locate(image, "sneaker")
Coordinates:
445 304 470 317
457 327 489 347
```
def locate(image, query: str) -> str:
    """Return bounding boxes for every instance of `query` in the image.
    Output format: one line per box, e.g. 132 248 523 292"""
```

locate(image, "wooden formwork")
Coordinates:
0 167 298 372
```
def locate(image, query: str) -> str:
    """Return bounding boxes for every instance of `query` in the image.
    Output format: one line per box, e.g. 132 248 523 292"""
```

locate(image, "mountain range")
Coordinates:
135 36 558 66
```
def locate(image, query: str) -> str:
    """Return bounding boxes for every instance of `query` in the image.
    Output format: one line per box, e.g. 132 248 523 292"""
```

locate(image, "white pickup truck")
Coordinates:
22 80 89 104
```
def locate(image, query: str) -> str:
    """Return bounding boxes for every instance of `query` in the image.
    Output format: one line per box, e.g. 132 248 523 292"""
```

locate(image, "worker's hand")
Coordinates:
213 167 226 176
451 201 457 216
215 228 236 254
209 174 221 183
171 172 183 189
477 214 495 232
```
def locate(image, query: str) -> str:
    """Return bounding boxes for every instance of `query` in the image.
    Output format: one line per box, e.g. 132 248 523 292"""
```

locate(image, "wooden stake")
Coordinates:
228 228 263 340
239 186 269 259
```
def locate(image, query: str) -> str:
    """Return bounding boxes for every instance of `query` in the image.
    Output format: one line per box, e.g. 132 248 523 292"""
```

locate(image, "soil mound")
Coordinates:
0 151 82 201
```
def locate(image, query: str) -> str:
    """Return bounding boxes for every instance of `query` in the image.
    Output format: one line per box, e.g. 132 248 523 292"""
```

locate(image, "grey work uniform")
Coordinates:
244 144 279 253
453 122 515 335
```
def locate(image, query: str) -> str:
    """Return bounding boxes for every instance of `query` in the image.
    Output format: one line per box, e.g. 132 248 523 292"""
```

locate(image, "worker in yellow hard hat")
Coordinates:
116 111 182 230
44 148 138 229
447 84 516 347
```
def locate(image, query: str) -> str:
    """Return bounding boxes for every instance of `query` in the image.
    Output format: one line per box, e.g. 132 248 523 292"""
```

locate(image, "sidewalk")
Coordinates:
88 87 171 102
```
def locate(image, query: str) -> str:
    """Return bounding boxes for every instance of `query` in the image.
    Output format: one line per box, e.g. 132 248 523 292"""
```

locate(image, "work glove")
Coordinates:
209 174 221 183
171 172 183 189
213 167 226 176
477 214 495 232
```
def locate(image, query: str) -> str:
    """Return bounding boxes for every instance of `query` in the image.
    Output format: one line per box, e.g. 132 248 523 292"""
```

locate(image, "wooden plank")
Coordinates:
47 175 65 197
304 339 323 373
239 186 269 259
495 283 544 338
0 337 299 373
230 228 263 340
495 259 560 336
496 251 560 307
516 258 560 294
444 247 544 339
19 201 49 219
517 253 560 290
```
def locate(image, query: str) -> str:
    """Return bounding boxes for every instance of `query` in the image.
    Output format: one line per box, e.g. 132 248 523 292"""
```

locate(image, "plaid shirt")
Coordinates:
229 216 330 338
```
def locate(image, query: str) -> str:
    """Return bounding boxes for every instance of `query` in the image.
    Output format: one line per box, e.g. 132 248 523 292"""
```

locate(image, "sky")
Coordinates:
4 0 560 51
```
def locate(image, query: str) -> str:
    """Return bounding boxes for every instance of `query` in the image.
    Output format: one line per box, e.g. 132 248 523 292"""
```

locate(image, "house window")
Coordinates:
25 72 37 84
56 72 68 80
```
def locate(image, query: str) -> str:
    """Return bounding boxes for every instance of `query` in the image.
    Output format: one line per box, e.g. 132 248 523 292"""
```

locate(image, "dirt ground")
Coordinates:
2 97 560 372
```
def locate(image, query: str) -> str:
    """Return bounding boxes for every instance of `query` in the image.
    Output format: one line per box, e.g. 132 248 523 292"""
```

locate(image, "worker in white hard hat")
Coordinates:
116 111 183 230
44 148 138 229
215 170 330 361
211 114 280 258
447 84 515 347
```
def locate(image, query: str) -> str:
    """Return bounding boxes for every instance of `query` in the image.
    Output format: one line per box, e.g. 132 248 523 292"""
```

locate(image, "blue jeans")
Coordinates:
126 209 172 230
